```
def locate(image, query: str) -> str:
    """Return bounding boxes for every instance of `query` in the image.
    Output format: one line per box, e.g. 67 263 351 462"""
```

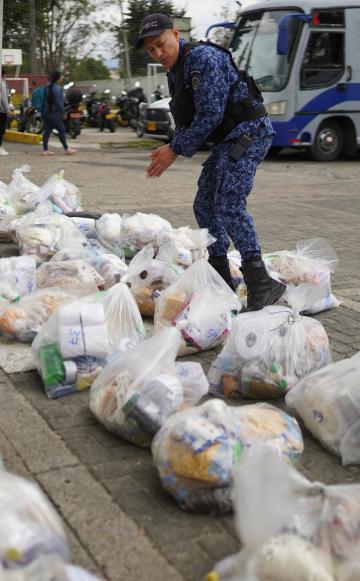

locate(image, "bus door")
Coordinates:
344 7 360 145
295 8 347 159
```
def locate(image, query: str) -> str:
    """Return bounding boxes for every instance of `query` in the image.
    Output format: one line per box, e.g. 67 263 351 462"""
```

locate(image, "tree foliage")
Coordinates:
3 0 105 73
67 57 111 81
113 0 186 76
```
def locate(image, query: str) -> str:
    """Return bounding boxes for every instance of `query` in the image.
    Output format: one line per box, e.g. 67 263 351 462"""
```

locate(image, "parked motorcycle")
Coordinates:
17 99 43 134
87 98 116 132
64 88 83 138
115 85 147 130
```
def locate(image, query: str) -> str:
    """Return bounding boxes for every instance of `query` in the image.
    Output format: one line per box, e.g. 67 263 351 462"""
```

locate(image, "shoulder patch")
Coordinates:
190 71 201 90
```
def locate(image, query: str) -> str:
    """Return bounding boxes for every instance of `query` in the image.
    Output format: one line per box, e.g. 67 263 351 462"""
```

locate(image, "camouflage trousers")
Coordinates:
193 133 273 260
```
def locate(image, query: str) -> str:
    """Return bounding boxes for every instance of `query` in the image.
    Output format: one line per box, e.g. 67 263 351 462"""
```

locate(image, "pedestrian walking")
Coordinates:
136 14 285 311
0 69 10 156
42 71 76 156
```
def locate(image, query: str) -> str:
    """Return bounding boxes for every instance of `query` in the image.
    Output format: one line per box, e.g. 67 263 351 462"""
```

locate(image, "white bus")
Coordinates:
210 0 360 160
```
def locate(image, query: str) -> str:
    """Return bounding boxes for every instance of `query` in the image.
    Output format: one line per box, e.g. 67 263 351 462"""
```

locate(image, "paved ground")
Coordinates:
0 128 360 580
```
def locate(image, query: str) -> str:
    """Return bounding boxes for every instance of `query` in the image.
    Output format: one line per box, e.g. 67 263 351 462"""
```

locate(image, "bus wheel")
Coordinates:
309 121 343 161
267 147 283 158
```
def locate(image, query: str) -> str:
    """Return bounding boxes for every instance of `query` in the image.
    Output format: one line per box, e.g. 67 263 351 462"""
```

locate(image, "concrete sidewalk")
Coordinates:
0 139 359 580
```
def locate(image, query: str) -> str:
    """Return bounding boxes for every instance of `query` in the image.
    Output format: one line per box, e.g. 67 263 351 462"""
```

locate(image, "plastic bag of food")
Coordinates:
263 238 340 314
0 287 83 342
89 328 208 447
119 212 173 258
0 468 100 581
32 283 145 398
35 170 81 214
37 259 105 290
71 216 97 238
286 352 360 465
208 285 332 399
227 250 247 304
208 445 360 581
157 226 212 267
95 212 122 251
152 400 303 514
0 182 16 219
0 256 36 301
154 258 241 356
122 244 182 317
51 245 128 290
6 165 40 214
15 203 87 265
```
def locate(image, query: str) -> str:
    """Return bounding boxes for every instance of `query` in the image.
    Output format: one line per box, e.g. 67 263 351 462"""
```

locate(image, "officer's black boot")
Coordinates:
208 255 236 291
242 257 285 311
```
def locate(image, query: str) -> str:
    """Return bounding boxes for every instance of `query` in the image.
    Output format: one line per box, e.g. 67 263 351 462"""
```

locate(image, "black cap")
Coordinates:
135 13 173 49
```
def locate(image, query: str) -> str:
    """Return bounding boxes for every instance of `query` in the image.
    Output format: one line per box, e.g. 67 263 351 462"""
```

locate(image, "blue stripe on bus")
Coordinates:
270 83 360 147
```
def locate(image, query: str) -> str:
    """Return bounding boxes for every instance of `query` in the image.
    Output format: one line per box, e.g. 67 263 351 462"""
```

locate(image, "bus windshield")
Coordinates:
229 9 302 92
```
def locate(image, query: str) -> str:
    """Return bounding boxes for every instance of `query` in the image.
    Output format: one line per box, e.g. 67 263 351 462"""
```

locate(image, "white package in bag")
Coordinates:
210 445 360 581
157 226 213 267
263 238 340 314
6 165 40 214
0 468 100 581
286 352 360 465
32 282 145 398
35 170 81 214
0 182 15 219
95 212 122 249
0 256 36 301
154 258 241 356
122 244 181 317
37 259 105 290
89 328 208 447
208 285 332 399
119 212 173 258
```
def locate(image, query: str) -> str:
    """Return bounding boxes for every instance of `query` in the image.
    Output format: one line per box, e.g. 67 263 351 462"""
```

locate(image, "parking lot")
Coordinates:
1 127 360 580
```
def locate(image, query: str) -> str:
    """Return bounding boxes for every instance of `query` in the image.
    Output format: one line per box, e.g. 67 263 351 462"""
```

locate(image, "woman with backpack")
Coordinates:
42 71 76 156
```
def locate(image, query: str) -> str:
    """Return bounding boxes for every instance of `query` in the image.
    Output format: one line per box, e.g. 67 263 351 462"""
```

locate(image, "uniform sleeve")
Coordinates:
170 47 242 158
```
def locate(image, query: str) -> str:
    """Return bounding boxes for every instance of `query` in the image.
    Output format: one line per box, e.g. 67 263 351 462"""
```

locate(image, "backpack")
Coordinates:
31 85 46 111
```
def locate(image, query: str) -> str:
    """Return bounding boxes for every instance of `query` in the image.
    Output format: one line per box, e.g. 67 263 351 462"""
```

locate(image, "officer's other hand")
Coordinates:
146 144 178 178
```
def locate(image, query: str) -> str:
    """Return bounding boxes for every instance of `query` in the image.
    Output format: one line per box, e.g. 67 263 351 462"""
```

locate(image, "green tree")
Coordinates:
67 57 111 81
113 0 186 76
4 0 105 73
209 5 238 47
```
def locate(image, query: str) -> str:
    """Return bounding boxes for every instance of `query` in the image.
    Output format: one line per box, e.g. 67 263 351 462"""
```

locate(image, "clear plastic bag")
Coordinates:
122 244 182 317
0 468 100 580
0 287 81 342
0 182 15 219
154 258 241 356
15 204 87 265
89 328 208 447
37 259 105 290
152 401 303 514
32 283 145 398
70 217 96 238
0 256 36 301
263 238 340 314
209 445 360 581
95 212 122 251
35 171 81 214
51 245 128 290
286 352 360 465
208 285 332 399
119 212 173 258
6 165 40 215
157 226 212 267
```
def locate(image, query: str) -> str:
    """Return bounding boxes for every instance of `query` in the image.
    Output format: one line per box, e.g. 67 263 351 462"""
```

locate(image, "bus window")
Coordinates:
301 31 344 89
228 9 302 92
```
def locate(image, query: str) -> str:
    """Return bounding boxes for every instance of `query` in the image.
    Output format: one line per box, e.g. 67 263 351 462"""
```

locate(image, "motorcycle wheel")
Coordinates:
26 117 44 134
107 119 116 133
69 120 81 139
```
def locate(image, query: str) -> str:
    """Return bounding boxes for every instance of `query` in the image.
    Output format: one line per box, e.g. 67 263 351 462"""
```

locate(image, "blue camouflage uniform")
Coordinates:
168 39 274 260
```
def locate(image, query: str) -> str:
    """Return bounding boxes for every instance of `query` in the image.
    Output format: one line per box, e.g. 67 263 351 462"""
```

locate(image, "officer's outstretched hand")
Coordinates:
146 144 178 178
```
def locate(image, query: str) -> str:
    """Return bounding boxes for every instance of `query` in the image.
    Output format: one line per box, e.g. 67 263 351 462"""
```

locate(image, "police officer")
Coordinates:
135 13 285 311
